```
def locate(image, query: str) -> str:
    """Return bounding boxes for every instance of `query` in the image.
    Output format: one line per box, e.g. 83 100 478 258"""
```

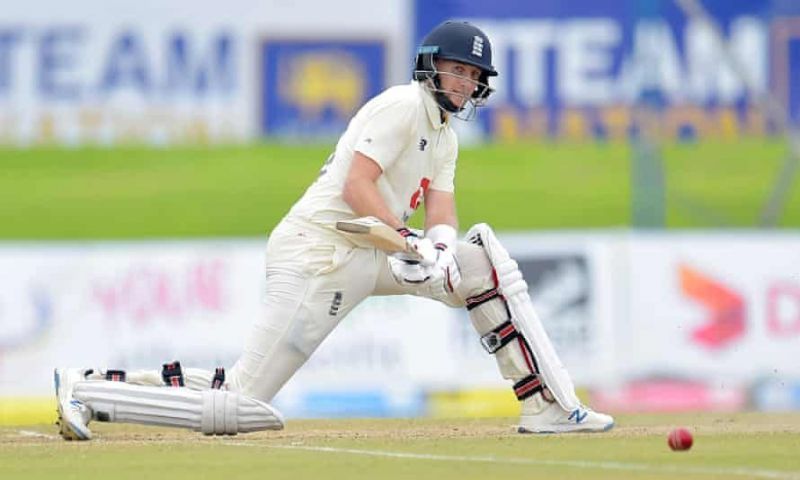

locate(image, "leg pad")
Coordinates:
73 381 284 435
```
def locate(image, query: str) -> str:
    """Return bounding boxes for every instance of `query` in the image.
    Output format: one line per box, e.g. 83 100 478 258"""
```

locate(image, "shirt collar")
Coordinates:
415 81 447 130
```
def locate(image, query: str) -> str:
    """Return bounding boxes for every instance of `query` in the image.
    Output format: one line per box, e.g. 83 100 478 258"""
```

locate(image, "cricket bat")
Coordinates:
335 216 411 254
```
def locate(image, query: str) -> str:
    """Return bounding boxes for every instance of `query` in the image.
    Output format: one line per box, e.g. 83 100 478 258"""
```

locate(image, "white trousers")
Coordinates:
225 217 488 402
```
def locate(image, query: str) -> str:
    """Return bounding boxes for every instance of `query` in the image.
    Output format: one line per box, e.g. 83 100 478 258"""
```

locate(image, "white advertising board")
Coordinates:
0 0 408 145
624 233 800 382
5 230 796 413
0 240 267 395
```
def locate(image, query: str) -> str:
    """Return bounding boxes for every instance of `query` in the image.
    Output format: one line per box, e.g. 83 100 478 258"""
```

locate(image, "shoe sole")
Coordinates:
518 421 615 434
54 369 90 441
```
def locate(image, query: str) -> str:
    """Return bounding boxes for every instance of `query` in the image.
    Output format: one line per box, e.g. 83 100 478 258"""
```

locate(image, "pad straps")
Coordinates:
479 319 519 354
466 287 500 310
162 361 185 387
468 285 545 388
105 370 126 382
468 286 535 372
513 374 545 401
211 368 226 390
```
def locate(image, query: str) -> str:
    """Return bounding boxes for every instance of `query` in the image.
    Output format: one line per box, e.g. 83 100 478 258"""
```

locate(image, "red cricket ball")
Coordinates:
668 427 694 451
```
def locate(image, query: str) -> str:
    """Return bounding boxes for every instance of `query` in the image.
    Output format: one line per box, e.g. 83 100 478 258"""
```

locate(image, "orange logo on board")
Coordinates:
679 265 745 350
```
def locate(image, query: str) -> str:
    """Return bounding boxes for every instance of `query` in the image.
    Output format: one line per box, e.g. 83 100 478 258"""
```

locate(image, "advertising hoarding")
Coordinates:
415 0 800 141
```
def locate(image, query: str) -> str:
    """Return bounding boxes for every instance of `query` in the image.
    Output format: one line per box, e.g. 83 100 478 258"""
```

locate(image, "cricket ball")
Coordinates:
667 427 693 451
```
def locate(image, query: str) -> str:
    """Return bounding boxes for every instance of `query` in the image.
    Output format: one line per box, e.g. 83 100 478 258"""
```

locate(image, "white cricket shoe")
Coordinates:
518 394 614 434
54 368 93 441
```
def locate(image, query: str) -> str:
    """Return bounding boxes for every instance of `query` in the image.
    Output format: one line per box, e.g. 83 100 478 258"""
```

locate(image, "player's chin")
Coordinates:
448 94 468 110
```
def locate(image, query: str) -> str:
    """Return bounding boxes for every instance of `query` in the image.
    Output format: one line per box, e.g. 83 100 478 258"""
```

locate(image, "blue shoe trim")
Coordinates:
67 421 89 440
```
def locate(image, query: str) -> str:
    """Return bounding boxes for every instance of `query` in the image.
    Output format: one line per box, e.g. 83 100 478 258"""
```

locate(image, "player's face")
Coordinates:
435 59 482 109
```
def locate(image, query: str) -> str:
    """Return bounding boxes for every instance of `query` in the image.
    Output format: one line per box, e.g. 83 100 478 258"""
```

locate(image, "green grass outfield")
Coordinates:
2 413 799 480
1 138 797 239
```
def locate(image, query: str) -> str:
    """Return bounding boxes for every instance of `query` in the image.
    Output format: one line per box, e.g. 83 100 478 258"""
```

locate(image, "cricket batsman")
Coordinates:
55 20 614 440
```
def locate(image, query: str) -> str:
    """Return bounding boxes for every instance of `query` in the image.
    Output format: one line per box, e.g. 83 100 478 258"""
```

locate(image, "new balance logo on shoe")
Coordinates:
568 409 588 424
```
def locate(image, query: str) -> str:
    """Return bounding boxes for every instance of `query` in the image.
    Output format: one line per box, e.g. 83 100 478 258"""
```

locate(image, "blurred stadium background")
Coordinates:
1 0 799 426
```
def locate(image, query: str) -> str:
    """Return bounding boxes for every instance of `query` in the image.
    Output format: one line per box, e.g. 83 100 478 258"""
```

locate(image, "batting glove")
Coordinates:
426 224 461 293
396 227 437 266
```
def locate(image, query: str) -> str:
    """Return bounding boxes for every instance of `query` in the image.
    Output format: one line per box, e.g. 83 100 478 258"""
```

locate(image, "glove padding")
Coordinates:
432 243 461 293
388 253 434 285
389 225 461 295
426 224 461 294
396 227 437 266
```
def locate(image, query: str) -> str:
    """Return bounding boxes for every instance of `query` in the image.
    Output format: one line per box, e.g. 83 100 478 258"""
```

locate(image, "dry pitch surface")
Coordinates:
1 413 799 480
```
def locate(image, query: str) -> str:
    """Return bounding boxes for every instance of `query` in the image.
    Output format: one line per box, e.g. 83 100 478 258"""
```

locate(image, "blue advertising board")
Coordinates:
259 39 385 137
415 0 800 140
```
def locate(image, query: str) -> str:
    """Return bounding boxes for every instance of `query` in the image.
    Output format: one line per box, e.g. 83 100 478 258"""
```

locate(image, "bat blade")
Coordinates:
335 217 410 254
335 220 372 234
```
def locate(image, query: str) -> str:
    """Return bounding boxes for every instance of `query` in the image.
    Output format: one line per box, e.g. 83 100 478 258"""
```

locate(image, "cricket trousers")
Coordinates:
225 216 481 402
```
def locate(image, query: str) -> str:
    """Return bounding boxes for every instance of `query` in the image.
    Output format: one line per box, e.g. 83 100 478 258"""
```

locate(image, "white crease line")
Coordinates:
16 430 59 440
226 442 800 480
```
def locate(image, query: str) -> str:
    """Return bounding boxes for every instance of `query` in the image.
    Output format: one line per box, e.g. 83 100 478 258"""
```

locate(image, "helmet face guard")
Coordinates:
414 53 494 121
413 21 498 121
